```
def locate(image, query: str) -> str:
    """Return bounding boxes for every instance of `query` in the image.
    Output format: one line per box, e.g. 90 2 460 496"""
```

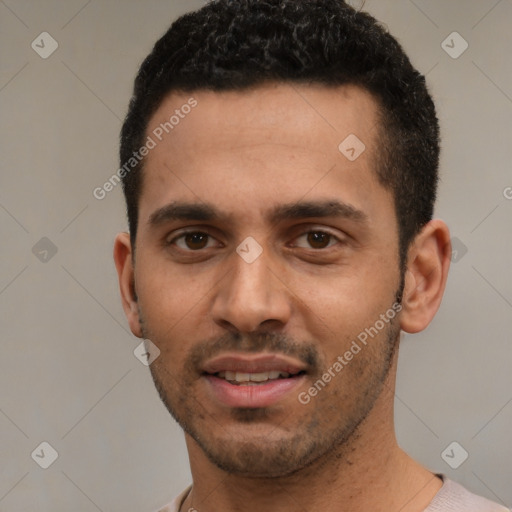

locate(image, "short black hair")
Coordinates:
120 0 440 268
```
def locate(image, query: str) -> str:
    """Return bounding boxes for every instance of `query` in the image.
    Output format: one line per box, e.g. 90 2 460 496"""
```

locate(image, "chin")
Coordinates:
188 422 333 478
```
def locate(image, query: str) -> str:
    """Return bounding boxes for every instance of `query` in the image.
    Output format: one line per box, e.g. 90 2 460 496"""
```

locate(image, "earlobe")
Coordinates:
399 220 451 334
113 232 143 338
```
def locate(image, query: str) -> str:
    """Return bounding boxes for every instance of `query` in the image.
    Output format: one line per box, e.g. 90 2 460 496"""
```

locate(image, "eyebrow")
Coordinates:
268 200 368 224
148 202 221 226
147 199 368 227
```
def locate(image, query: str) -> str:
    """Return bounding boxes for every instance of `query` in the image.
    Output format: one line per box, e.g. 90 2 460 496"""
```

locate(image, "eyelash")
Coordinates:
167 228 343 251
169 231 221 251
292 231 339 250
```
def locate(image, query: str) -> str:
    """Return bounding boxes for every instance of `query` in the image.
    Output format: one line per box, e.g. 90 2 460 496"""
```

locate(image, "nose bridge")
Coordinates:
232 251 272 301
212 245 290 332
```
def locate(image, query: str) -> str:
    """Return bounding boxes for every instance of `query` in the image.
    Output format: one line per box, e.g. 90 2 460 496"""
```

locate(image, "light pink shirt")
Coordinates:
157 477 510 512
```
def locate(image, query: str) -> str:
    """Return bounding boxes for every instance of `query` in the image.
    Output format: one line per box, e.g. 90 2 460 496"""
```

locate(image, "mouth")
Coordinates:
211 369 306 386
201 353 308 408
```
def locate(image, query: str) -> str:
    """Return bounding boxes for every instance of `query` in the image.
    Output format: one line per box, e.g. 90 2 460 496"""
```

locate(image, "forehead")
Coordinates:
147 82 379 157
139 83 388 225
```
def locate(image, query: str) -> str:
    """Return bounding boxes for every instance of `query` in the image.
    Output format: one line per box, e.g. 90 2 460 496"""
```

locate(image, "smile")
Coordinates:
214 370 304 385
201 353 309 408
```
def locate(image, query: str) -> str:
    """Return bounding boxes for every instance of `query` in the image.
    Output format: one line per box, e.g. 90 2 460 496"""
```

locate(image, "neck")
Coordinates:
180 350 442 512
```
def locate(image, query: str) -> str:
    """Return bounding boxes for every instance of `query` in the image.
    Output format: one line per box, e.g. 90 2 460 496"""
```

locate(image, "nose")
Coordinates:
211 249 292 333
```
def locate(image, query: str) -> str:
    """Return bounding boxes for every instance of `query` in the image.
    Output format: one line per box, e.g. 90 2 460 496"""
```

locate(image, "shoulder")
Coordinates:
155 486 192 512
425 477 509 512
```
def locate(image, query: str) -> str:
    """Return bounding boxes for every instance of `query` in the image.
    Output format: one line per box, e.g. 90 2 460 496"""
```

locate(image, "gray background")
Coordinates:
0 0 511 511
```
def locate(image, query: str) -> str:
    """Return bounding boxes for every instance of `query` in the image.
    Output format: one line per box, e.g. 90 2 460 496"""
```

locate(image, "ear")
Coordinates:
113 232 143 338
400 219 451 334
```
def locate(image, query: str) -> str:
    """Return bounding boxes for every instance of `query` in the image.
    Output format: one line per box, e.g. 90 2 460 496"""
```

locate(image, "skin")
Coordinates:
114 83 451 512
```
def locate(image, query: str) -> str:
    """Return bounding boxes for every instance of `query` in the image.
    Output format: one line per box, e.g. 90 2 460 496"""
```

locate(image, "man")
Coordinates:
113 1 508 511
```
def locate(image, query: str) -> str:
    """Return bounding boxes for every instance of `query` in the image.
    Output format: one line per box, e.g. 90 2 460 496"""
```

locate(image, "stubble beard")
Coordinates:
141 309 400 479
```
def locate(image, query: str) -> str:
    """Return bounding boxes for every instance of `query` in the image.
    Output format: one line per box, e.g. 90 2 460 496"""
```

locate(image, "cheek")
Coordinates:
137 251 209 317
135 262 212 358
289 272 392 346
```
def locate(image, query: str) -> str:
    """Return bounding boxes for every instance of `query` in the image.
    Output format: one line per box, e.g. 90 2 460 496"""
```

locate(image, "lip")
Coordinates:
201 353 307 374
201 353 308 408
204 373 306 408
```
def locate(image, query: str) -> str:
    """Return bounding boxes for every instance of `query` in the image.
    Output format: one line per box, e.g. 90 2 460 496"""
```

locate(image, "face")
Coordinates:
126 83 404 477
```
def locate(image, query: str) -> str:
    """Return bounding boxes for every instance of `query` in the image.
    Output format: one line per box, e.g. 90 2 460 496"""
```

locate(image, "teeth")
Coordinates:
224 370 236 381
216 370 293 383
249 372 270 382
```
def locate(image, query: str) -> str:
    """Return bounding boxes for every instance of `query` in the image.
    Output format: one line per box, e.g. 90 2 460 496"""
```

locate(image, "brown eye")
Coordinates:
172 232 214 251
306 232 332 249
184 232 209 250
